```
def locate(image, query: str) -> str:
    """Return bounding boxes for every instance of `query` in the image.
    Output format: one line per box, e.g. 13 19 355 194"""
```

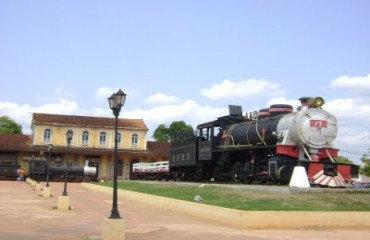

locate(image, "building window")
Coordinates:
99 132 106 145
117 133 121 145
82 131 89 146
43 129 51 143
131 133 138 147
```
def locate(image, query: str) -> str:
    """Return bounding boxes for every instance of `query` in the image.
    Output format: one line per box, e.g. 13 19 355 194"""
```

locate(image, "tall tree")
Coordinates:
335 156 354 164
152 121 194 142
360 152 370 177
168 121 194 139
0 116 22 134
152 124 170 142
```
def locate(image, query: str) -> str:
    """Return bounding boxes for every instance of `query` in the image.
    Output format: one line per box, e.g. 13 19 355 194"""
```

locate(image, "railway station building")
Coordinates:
0 113 169 180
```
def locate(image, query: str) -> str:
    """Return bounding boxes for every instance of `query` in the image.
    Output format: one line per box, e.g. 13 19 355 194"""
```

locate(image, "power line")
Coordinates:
340 149 369 156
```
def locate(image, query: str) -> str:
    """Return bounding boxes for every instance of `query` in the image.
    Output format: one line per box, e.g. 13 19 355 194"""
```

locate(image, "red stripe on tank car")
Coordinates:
307 162 324 178
269 108 293 112
318 148 339 159
337 164 351 180
276 145 299 158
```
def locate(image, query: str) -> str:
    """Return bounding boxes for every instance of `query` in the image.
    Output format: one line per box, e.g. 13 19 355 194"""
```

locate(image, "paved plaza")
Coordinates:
0 180 369 240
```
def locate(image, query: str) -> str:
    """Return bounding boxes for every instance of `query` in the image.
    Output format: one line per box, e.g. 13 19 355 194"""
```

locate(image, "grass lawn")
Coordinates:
95 181 370 211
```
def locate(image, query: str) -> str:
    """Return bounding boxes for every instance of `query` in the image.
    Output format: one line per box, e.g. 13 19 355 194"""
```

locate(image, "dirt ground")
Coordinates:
0 180 369 240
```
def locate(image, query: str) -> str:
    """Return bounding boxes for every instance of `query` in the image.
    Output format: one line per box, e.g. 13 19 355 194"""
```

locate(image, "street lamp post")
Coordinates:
31 154 35 179
46 144 52 187
37 155 40 183
107 89 126 219
63 130 73 196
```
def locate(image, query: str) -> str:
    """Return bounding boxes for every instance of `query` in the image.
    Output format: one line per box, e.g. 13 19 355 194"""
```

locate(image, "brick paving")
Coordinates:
0 180 369 240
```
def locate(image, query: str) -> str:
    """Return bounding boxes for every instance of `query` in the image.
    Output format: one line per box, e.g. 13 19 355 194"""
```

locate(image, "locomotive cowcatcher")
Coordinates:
169 97 359 187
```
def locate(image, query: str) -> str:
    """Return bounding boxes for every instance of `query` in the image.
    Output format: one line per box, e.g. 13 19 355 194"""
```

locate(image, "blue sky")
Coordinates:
1 1 369 164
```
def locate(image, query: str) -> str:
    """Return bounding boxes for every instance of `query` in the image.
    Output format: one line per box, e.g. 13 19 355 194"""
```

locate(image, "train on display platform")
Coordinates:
0 163 20 180
28 159 98 182
0 159 98 182
134 97 359 188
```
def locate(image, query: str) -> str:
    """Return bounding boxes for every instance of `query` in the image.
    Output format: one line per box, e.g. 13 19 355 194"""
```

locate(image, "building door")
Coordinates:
122 160 131 180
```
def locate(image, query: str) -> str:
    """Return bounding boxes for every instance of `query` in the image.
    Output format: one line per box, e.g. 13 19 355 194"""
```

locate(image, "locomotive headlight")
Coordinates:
313 97 325 108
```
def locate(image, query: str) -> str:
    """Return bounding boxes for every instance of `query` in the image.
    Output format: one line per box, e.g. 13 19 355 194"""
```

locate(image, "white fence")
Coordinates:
133 161 169 173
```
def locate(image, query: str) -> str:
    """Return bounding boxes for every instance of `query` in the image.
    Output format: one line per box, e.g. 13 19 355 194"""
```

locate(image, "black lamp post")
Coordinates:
62 130 73 196
46 144 52 187
108 89 126 219
31 154 35 180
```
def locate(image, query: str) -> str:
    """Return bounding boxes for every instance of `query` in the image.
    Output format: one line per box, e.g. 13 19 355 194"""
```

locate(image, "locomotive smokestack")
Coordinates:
299 97 311 107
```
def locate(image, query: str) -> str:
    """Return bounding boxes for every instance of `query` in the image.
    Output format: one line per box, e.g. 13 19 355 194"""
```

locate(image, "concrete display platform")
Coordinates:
0 180 369 240
83 183 370 229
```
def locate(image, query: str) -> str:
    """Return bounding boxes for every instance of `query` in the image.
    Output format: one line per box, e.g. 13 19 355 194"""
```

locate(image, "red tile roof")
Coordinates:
0 134 32 151
146 141 170 158
32 113 148 131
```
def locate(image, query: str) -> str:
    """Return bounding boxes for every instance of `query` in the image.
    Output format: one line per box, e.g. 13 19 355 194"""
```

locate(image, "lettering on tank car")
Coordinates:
310 120 327 128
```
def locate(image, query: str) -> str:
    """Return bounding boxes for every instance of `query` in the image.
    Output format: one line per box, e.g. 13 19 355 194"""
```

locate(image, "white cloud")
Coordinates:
124 100 227 134
96 87 117 98
35 99 79 114
201 78 282 100
322 98 370 164
334 128 370 165
330 74 370 93
267 97 300 109
0 99 79 134
55 87 72 97
96 87 132 99
145 93 180 104
1 92 369 165
324 98 370 123
90 107 111 117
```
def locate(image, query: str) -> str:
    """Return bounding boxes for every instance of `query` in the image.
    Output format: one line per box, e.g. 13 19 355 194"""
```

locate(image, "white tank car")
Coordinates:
275 105 338 159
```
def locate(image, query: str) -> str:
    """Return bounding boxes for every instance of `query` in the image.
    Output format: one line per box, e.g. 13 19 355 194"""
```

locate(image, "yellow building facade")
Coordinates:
27 113 168 180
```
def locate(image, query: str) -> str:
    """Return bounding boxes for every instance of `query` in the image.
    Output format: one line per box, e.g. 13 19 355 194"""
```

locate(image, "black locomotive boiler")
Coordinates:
169 97 359 187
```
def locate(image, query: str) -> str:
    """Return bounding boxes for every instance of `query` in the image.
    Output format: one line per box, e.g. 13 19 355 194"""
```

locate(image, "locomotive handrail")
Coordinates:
325 148 336 163
255 121 267 146
246 122 252 145
300 144 312 161
225 125 237 146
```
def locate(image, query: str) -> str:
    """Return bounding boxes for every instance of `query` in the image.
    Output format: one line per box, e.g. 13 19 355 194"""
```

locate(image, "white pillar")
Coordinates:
102 218 125 240
57 195 71 210
289 166 310 188
43 186 51 198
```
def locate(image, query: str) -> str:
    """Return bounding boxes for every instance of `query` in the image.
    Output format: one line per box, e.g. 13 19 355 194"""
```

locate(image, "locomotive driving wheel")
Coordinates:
253 175 265 184
242 162 254 184
232 161 243 183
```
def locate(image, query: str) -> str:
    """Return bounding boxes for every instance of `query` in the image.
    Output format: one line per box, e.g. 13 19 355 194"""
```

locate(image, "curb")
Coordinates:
81 183 370 229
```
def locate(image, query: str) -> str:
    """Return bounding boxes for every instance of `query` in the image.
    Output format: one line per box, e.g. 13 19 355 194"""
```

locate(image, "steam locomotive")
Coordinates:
169 97 359 187
28 159 98 182
0 164 20 180
0 159 98 182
